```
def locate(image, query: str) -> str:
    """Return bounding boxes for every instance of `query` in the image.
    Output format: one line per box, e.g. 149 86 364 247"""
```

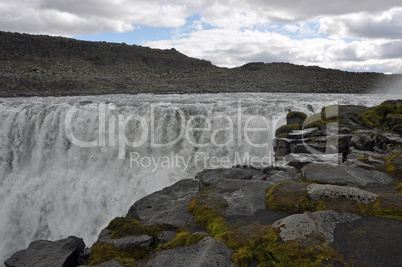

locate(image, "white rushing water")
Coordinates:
0 92 400 261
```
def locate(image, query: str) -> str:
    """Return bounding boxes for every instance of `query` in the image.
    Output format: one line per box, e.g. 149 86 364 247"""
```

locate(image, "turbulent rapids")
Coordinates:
0 93 397 261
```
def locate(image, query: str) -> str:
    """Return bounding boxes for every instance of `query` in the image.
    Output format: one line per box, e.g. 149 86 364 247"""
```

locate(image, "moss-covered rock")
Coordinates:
265 182 316 213
89 242 142 266
187 187 229 237
275 123 302 137
359 101 402 129
106 217 174 239
163 231 209 249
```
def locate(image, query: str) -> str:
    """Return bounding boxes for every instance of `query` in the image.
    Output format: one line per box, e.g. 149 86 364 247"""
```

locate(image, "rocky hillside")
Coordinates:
1 31 401 97
5 100 402 266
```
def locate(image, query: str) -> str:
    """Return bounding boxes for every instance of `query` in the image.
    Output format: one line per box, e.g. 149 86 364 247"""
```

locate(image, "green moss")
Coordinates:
359 102 402 128
357 195 402 220
222 225 343 266
265 182 316 213
312 194 402 220
395 183 402 193
163 231 209 249
106 217 174 239
275 123 301 137
286 111 307 121
277 133 289 138
384 151 402 175
187 196 229 237
265 181 402 220
89 242 144 266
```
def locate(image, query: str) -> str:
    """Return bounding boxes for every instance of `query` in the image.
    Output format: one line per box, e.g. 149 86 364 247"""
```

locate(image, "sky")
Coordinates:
1 0 402 74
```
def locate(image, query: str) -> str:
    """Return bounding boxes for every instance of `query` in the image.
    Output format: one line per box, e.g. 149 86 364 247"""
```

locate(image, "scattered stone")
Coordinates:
349 129 378 151
272 210 360 244
307 184 377 204
140 236 234 267
378 132 402 146
126 179 199 228
302 162 393 185
4 236 85 267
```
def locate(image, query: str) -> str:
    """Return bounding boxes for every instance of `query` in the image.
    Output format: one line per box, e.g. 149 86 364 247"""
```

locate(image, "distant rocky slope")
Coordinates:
5 100 402 267
1 31 401 97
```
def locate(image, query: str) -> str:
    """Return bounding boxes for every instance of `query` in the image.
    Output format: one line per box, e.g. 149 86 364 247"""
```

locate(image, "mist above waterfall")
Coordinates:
0 92 398 262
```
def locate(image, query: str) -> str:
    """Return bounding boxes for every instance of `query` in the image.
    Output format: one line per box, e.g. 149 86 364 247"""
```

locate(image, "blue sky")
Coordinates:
1 1 402 74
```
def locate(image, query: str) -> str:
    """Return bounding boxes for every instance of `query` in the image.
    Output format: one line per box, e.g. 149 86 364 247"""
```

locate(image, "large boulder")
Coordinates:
140 236 234 267
302 162 393 185
307 184 377 204
4 236 85 267
272 210 360 244
126 179 199 228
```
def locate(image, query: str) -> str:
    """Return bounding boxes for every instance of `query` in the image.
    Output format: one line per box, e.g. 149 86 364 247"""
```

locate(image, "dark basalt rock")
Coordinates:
139 236 234 267
349 129 378 151
126 179 199 228
4 236 85 267
301 162 393 186
332 216 402 267
195 167 266 186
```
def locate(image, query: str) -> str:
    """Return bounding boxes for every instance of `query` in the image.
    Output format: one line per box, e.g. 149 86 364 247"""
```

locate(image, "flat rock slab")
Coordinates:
96 229 153 250
140 236 234 267
307 184 377 204
5 236 85 267
195 168 266 185
302 162 393 185
332 216 402 267
126 179 199 228
200 177 273 217
283 153 341 169
272 210 360 244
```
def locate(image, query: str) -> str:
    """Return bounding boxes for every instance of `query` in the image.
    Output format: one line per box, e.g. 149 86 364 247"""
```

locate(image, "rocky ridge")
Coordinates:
5 100 402 267
1 31 401 97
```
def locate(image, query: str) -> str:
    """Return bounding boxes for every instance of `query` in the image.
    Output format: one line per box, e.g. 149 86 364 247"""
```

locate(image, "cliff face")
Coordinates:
0 31 400 97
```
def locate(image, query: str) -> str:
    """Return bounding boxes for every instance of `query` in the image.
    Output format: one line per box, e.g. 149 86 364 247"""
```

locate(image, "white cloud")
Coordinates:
1 0 402 73
146 26 402 73
319 7 402 39
0 0 189 36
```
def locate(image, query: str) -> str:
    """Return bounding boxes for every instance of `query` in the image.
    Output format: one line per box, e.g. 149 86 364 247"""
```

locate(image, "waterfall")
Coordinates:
0 92 396 261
